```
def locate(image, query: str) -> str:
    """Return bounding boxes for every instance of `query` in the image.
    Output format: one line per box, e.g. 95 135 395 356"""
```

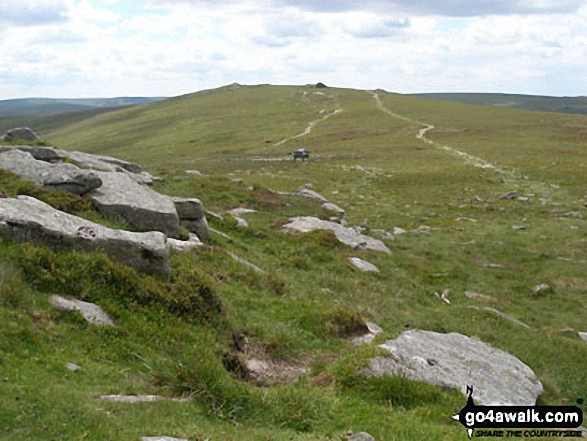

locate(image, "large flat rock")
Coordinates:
0 196 170 274
282 216 391 254
0 149 102 195
87 172 179 238
362 330 543 406
0 145 67 162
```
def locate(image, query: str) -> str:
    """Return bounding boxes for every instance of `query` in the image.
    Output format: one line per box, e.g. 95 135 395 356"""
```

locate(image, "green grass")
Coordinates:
1 84 586 440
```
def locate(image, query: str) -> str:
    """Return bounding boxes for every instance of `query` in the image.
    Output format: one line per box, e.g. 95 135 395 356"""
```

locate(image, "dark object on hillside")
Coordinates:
292 148 310 161
1 127 39 143
316 82 327 88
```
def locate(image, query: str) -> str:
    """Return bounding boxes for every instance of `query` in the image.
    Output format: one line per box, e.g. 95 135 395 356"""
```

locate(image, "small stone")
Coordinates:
50 295 115 327
185 169 202 176
511 225 526 231
393 227 407 235
322 202 345 217
348 432 376 441
578 332 586 342
141 437 187 441
349 257 379 273
66 363 81 372
100 395 163 403
532 284 551 295
500 191 518 200
465 291 494 302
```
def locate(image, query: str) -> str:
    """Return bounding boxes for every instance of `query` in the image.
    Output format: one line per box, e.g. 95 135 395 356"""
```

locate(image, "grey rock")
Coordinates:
172 197 205 220
227 207 257 217
0 145 67 162
185 169 203 176
233 217 248 227
362 330 543 406
283 217 391 254
465 291 495 302
393 227 407 235
1 127 39 142
66 151 142 174
226 251 263 274
411 225 432 235
66 363 82 372
205 210 224 222
166 233 203 252
467 306 532 329
532 284 552 295
0 150 102 195
579 332 587 342
294 187 328 202
511 225 527 231
50 295 115 327
100 395 163 403
322 202 345 217
180 218 210 240
87 172 179 238
371 229 394 240
349 257 379 273
351 322 384 346
348 433 376 441
0 196 170 274
141 437 187 441
500 191 518 200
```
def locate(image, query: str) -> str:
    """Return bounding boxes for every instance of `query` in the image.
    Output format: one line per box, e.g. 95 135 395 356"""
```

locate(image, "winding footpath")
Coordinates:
273 108 342 147
367 91 557 197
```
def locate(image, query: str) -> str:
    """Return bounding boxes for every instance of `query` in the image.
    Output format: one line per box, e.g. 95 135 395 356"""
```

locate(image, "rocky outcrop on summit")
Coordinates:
0 127 39 143
362 330 543 406
87 171 180 238
0 196 170 274
283 216 391 254
0 150 102 195
0 145 66 162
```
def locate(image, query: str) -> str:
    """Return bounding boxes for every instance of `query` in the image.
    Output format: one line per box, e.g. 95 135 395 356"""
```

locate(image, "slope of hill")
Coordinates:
0 97 166 118
2 84 586 440
410 92 587 115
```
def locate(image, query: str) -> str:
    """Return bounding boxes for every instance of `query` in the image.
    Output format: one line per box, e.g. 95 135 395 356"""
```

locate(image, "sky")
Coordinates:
1 0 586 99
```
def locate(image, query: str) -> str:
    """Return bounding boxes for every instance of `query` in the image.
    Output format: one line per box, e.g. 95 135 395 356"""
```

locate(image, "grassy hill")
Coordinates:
0 97 165 118
410 93 587 115
1 84 586 440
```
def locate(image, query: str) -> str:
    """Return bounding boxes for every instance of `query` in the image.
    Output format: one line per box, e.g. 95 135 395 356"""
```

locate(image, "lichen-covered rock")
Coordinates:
362 330 543 406
283 217 391 254
0 145 67 162
349 257 379 273
0 150 102 195
49 295 114 326
0 196 170 274
86 171 179 238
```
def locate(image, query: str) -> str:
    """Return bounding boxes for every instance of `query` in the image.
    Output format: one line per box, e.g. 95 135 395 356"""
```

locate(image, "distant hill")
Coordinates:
0 97 166 118
409 93 587 115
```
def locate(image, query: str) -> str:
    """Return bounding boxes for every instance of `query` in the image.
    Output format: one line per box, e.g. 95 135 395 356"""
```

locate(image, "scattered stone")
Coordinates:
468 306 532 329
500 191 518 200
180 218 210 240
282 217 391 254
172 197 205 220
50 295 115 327
1 127 39 142
362 330 543 406
100 395 163 403
578 332 587 342
485 263 505 269
141 437 187 441
226 251 264 273
0 196 170 274
66 363 82 372
86 171 180 238
166 233 203 252
532 284 552 295
393 227 407 235
0 150 102 195
349 257 379 273
322 202 345 217
434 289 451 304
348 433 376 441
465 291 495 302
185 169 202 176
472 195 484 203
233 217 248 227
517 196 529 202
511 225 527 231
209 227 231 240
351 322 384 346
205 210 224 222
411 225 432 235
294 186 328 202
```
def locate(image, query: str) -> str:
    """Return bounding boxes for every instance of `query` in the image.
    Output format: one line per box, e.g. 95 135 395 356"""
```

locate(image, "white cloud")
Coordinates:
0 0 71 26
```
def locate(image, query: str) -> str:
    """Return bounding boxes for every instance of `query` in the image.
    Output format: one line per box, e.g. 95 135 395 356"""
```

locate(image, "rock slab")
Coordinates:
0 196 170 274
362 330 543 406
1 127 39 142
283 217 391 254
50 295 114 326
0 150 102 195
87 171 179 238
349 257 379 273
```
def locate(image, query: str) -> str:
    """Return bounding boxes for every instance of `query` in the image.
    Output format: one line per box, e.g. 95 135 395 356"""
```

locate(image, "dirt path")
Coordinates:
273 108 342 147
367 91 558 197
